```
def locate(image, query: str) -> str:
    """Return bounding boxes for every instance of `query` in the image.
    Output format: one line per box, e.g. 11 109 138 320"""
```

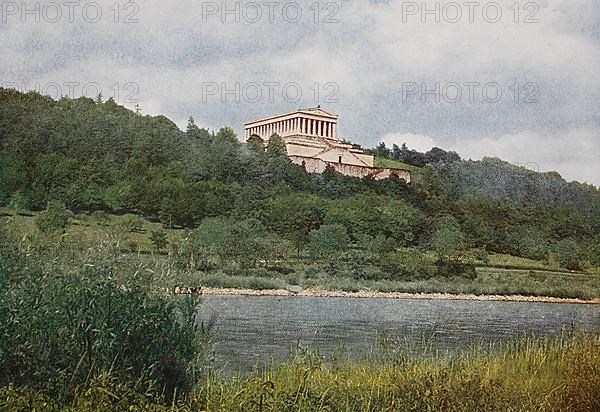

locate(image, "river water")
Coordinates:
197 296 600 374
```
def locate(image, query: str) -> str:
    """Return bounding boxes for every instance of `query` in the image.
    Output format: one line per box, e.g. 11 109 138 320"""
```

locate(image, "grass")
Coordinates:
1 207 599 300
298 267 600 299
374 157 425 182
2 332 599 411
486 252 571 273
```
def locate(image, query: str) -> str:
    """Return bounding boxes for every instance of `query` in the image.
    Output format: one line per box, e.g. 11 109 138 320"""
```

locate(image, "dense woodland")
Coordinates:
1 88 600 409
1 88 598 272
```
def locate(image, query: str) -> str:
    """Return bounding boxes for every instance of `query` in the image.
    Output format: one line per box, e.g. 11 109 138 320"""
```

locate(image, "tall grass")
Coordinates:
191 331 600 411
0 238 207 405
2 332 598 411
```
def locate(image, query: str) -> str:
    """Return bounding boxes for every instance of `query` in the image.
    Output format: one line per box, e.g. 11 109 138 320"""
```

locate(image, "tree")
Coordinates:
262 194 326 254
215 127 239 145
265 134 287 159
431 216 465 262
186 117 212 143
246 136 265 153
309 224 348 258
551 239 581 271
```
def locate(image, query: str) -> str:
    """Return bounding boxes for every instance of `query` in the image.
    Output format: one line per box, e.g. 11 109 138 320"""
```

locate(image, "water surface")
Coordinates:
197 296 600 374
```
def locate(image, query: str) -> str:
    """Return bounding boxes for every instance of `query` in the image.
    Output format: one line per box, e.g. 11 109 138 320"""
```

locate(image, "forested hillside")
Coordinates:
1 88 599 272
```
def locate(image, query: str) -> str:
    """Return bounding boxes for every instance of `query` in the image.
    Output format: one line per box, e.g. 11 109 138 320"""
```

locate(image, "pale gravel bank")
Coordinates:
200 287 600 305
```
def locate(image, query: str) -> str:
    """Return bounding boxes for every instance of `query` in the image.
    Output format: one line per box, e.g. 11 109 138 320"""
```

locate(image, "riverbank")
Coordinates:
3 332 599 411
200 287 600 304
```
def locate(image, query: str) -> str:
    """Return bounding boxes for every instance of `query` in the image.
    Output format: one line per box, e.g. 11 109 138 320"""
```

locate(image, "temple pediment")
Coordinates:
297 107 337 119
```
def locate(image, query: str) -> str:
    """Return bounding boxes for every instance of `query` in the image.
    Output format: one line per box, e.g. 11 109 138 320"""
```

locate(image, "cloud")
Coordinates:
1 0 599 184
384 127 600 185
382 133 437 153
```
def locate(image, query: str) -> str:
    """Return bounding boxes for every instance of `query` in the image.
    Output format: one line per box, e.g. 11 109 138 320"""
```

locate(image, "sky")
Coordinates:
1 0 599 184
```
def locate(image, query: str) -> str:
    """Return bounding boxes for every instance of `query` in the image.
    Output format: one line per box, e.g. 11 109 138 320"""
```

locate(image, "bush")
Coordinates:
35 201 70 233
435 260 477 279
150 230 168 252
373 248 436 280
0 263 203 402
122 215 145 233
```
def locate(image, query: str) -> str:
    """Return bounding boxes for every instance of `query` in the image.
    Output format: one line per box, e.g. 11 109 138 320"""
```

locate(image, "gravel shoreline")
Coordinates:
200 287 600 305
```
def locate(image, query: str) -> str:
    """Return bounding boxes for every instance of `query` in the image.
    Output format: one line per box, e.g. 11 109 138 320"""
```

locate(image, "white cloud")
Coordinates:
1 0 599 183
382 133 437 153
382 127 600 185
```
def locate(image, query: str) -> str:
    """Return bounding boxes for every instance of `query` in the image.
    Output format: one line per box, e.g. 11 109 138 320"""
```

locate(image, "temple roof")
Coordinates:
297 107 337 118
244 106 338 125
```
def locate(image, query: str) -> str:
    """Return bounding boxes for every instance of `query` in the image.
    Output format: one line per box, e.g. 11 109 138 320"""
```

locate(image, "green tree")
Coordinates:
551 239 581 271
309 224 348 258
262 194 326 254
265 134 287 159
431 216 465 262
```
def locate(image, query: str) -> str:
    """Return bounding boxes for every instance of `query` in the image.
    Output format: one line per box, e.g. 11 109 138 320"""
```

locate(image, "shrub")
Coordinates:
122 215 145 233
435 260 477 279
150 230 168 252
8 191 28 212
374 248 436 280
35 201 70 233
0 263 202 402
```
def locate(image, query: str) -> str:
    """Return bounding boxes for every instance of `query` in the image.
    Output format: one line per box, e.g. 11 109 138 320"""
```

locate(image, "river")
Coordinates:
197 295 600 374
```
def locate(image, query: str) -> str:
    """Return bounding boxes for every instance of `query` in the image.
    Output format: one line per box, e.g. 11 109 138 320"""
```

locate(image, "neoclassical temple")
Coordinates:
244 107 411 182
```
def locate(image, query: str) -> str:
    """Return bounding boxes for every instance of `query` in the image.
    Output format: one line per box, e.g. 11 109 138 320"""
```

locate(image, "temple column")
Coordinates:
332 123 337 138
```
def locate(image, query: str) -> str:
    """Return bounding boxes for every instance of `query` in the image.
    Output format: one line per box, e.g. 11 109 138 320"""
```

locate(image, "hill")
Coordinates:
1 88 599 277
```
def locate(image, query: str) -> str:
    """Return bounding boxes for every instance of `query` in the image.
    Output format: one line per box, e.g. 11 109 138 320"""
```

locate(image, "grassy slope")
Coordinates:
2 208 599 299
374 157 425 182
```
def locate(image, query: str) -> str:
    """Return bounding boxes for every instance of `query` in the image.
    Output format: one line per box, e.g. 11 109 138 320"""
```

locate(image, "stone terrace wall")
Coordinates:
289 156 411 183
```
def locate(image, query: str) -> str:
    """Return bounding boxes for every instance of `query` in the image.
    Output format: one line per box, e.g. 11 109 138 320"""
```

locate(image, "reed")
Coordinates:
2 332 598 411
